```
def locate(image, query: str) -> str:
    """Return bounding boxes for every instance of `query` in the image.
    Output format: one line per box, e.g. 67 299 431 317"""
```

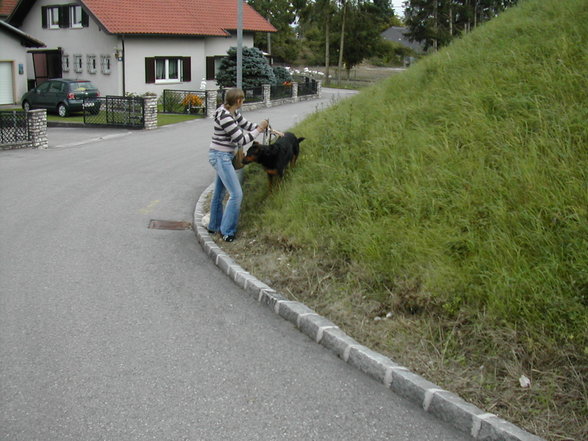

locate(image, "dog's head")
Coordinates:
242 142 262 165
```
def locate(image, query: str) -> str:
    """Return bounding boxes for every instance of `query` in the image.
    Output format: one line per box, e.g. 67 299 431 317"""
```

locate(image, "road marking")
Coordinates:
139 200 160 214
51 131 133 149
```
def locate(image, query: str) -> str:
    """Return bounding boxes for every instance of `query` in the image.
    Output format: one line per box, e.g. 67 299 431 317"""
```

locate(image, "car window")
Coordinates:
37 82 51 92
69 82 97 92
49 82 63 93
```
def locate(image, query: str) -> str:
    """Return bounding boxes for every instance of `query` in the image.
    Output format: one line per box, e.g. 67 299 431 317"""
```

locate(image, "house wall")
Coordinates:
17 0 257 99
123 36 208 96
124 33 254 96
19 0 120 96
0 33 31 104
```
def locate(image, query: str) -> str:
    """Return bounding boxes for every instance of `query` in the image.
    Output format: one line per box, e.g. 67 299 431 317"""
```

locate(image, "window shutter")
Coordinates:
145 58 155 83
182 57 191 82
41 6 47 28
206 57 215 80
59 5 69 28
82 9 89 27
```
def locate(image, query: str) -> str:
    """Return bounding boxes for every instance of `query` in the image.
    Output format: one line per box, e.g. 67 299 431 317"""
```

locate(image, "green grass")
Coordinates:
237 0 588 439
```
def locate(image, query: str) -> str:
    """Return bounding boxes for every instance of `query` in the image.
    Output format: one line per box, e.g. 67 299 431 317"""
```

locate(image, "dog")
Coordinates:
242 132 305 188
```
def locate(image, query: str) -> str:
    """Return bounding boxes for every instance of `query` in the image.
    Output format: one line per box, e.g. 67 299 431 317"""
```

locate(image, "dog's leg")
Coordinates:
266 169 279 192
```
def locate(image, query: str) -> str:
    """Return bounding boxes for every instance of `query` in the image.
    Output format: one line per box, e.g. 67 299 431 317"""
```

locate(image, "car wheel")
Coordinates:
22 101 31 112
57 103 69 117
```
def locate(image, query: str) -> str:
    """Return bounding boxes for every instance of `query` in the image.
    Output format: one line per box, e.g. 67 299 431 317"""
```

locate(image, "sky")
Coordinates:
391 0 406 17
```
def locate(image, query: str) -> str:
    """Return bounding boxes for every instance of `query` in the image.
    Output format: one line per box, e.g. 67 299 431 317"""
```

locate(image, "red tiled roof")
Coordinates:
0 0 18 17
81 0 276 36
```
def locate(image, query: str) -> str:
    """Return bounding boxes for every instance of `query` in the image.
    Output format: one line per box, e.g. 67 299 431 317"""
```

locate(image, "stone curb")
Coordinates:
193 183 545 441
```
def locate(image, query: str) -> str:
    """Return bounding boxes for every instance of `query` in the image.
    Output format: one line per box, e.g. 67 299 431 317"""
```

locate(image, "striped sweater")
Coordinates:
209 105 262 152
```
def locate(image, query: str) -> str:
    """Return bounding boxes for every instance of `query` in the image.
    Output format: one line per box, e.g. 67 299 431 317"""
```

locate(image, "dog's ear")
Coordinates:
298 137 305 143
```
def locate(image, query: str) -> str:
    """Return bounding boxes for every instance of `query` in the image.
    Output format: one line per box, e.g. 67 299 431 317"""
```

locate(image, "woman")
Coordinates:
208 88 269 242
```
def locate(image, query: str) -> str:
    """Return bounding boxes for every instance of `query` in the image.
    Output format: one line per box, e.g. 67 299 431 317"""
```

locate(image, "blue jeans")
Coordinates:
208 149 243 237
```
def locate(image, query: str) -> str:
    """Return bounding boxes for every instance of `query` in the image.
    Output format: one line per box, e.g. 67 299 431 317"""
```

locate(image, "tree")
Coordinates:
297 0 399 73
216 47 276 89
405 0 519 51
299 0 337 82
336 0 348 84
247 0 305 63
341 1 393 76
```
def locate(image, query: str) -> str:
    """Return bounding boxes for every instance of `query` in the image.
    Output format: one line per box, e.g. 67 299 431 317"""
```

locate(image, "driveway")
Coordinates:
1 89 472 440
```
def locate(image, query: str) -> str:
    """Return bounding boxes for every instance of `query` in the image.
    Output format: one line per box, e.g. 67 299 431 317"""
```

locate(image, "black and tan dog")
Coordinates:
242 132 305 188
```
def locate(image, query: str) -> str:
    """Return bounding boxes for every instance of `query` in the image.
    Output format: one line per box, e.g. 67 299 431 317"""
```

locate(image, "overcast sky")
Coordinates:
392 0 406 17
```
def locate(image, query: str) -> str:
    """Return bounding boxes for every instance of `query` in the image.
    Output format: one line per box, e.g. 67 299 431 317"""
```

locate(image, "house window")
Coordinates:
62 54 70 72
87 55 97 74
70 5 83 28
47 6 60 29
42 4 89 29
145 57 191 84
101 55 112 74
74 55 83 73
156 58 181 82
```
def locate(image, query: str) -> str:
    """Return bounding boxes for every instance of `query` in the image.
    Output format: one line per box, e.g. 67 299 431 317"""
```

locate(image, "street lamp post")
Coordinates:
237 0 243 89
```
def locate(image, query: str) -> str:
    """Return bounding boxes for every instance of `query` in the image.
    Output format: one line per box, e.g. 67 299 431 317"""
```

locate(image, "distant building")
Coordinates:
381 26 426 54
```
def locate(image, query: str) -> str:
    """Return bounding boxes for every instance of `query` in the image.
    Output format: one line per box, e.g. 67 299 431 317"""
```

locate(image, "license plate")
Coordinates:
83 102 96 108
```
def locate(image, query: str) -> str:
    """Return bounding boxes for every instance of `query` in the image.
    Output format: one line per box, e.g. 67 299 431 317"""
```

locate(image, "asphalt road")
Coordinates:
0 90 471 441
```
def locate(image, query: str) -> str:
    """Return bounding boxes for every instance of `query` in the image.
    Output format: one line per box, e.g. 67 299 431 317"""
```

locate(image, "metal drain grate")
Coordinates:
148 220 193 230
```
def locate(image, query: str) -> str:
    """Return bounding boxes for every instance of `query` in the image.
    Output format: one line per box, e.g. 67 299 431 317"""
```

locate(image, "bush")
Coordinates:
216 47 276 89
273 66 293 84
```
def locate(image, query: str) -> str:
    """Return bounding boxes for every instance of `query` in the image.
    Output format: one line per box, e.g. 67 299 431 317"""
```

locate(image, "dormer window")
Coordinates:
42 4 89 29
70 5 83 28
47 6 60 29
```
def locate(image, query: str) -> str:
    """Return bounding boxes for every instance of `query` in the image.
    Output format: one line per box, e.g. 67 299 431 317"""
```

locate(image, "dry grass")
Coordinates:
216 229 587 441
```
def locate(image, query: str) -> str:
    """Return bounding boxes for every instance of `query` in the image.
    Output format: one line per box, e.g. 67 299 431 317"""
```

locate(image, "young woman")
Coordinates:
207 88 269 242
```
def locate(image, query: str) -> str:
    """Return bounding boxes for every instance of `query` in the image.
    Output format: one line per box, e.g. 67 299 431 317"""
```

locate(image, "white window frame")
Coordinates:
62 54 70 72
70 5 83 28
47 6 60 29
155 58 182 84
87 55 97 74
74 54 83 73
100 55 112 74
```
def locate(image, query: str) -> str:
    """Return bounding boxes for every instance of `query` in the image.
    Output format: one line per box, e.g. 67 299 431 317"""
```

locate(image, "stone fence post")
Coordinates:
292 82 299 103
143 96 158 130
263 84 271 107
206 90 218 118
28 109 48 149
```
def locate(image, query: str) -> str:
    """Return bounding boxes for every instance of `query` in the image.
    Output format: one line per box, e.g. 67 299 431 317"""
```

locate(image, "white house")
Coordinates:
7 0 276 99
0 20 45 105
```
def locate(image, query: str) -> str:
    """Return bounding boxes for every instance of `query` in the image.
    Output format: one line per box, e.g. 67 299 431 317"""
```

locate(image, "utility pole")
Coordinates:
237 0 243 89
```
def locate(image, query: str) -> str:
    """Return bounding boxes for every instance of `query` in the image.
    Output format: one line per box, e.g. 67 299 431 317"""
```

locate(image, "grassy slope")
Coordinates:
238 0 588 439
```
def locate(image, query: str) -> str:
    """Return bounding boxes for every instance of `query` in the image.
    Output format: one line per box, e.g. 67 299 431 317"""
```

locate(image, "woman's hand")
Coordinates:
271 129 285 137
258 119 269 131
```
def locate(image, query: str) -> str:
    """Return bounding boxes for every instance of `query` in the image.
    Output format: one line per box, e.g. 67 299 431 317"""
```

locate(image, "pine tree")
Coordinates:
216 47 277 89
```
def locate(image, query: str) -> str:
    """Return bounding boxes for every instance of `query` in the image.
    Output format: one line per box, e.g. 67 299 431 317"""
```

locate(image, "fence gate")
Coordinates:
0 111 30 146
84 96 145 128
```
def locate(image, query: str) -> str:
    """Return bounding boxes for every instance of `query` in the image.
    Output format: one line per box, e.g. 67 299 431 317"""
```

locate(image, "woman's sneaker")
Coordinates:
222 235 235 242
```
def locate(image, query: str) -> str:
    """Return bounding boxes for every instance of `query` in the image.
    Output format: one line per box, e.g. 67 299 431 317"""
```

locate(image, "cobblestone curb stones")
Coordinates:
193 183 546 441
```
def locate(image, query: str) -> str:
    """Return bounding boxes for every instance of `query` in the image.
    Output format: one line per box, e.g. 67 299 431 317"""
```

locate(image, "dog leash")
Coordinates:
263 118 272 144
262 119 284 144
